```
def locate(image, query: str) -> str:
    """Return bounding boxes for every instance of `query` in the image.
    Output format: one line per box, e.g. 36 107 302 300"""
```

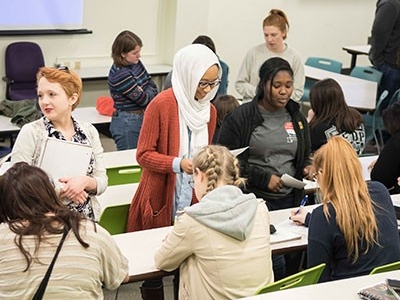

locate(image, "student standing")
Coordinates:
11 67 107 221
291 136 400 282
235 9 305 102
0 162 128 299
369 0 400 107
108 30 158 150
127 44 220 299
218 57 313 280
154 145 273 300
308 78 366 155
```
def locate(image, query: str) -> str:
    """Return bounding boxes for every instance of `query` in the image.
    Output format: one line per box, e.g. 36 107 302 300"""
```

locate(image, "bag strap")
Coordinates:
32 227 69 300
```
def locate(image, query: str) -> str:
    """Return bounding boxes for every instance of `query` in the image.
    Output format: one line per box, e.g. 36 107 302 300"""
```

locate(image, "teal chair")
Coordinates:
350 66 382 84
363 90 389 154
98 203 130 235
106 166 142 186
370 261 400 275
302 57 343 104
255 263 326 294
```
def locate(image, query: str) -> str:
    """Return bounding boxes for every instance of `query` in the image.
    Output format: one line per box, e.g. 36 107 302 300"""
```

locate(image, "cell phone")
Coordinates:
386 279 400 300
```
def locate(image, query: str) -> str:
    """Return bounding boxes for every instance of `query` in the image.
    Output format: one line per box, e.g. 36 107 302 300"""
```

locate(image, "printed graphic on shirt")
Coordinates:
284 122 297 143
324 124 365 155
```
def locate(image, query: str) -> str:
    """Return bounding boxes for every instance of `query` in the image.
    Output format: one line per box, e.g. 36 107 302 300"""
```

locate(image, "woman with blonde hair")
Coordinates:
291 136 400 282
155 145 273 300
235 9 305 102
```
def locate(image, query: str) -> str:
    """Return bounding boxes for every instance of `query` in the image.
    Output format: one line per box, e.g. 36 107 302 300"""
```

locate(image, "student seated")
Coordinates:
154 145 273 299
370 103 400 194
290 136 400 282
308 78 365 155
0 162 129 299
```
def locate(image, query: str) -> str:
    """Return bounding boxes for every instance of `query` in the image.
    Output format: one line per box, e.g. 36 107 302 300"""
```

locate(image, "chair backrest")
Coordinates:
370 261 400 275
350 66 383 84
98 203 130 235
256 263 326 294
4 41 45 100
107 166 142 186
362 90 389 154
305 57 343 73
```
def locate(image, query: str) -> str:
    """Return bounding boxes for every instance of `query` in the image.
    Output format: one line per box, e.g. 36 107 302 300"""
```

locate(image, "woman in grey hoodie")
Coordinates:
154 145 273 300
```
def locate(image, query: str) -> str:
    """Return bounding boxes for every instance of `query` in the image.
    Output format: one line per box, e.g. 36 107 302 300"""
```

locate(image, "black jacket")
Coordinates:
217 98 311 206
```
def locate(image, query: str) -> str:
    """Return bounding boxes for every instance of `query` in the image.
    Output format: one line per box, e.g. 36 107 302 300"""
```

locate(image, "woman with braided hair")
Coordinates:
154 145 273 300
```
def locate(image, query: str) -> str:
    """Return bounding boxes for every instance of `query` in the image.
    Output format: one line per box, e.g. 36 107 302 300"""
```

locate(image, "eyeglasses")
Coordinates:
188 179 195 189
56 65 70 73
198 78 221 89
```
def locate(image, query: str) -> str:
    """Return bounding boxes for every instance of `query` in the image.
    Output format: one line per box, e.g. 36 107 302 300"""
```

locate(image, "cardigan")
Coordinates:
11 118 108 219
127 88 216 231
217 98 311 206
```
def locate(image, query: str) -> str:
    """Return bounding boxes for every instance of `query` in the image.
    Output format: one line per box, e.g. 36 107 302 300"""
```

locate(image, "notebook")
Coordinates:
358 282 399 300
38 138 92 189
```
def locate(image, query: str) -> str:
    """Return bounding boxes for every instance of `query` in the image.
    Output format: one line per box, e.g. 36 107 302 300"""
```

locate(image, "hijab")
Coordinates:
171 44 221 157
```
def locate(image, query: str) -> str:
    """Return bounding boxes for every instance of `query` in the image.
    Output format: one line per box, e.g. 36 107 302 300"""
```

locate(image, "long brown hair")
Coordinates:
0 162 90 271
313 136 379 262
309 78 362 132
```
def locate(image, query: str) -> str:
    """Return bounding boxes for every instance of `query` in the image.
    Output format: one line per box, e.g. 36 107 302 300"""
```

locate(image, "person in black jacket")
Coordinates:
370 103 400 194
218 57 313 211
218 57 313 281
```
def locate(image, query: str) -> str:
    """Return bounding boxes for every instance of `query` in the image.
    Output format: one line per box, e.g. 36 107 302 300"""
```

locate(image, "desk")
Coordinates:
342 45 371 69
305 65 378 110
113 206 311 282
75 64 172 89
103 149 138 169
239 270 400 300
72 107 111 125
97 183 138 214
0 115 20 134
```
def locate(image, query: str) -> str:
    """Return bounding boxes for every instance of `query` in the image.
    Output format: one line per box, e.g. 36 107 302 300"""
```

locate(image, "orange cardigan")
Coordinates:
127 88 216 232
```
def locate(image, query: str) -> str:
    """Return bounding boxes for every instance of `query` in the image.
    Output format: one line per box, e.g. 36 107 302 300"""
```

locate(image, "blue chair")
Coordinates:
2 42 45 101
363 90 389 154
350 66 382 83
302 57 343 103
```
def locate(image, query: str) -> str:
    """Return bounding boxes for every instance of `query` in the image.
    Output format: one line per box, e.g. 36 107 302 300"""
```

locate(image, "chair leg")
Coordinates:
140 279 165 300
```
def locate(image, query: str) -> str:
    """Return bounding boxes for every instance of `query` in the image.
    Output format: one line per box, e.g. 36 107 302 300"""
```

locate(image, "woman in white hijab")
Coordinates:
127 44 221 300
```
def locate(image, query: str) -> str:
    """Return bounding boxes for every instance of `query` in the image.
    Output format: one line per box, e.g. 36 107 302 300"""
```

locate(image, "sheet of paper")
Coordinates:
229 146 249 157
281 173 306 189
270 221 302 244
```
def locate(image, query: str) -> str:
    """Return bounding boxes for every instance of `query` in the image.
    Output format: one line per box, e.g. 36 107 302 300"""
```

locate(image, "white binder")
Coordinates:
38 138 92 189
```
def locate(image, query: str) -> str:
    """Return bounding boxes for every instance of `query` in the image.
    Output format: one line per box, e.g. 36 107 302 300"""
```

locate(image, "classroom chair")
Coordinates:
350 66 382 84
370 261 400 275
98 203 130 235
2 41 45 101
363 90 389 155
107 166 142 186
301 57 343 107
255 263 326 294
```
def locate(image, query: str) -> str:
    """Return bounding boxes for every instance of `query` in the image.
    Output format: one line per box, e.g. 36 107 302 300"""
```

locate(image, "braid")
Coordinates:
193 145 246 195
204 148 219 193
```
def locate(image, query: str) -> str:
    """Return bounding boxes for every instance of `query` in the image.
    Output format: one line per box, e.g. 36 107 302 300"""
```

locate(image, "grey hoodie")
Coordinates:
184 185 258 241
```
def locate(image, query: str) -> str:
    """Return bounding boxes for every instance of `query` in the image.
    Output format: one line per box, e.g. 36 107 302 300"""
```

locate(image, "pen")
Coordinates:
295 195 308 215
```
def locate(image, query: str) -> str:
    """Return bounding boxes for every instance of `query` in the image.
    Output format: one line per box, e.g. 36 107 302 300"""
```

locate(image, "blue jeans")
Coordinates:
376 63 400 110
110 111 143 150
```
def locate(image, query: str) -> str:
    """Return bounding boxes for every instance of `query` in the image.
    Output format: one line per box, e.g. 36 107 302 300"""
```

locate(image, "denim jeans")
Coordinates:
109 111 143 150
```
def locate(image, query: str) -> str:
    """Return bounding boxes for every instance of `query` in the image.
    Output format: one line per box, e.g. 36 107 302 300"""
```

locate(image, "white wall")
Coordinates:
0 0 377 102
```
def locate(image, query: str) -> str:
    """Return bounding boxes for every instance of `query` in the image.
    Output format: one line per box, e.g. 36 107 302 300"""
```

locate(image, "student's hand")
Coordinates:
180 158 193 174
367 159 377 172
303 165 315 180
289 207 308 226
59 176 89 204
268 174 283 192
